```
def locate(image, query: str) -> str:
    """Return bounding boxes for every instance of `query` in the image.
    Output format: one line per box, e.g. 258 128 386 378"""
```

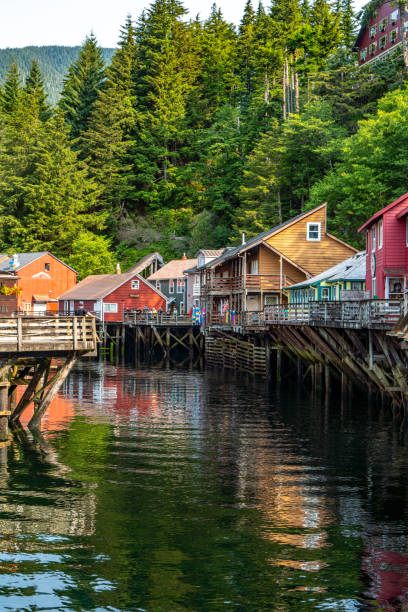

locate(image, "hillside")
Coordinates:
0 46 115 105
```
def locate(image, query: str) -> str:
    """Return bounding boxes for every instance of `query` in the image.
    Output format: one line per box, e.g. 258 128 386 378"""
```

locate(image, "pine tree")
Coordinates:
1 62 23 115
25 59 50 120
238 0 256 104
59 34 106 143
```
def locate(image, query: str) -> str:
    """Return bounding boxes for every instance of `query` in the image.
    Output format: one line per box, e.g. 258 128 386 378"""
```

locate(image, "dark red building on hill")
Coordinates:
353 1 408 66
358 192 408 299
58 271 168 322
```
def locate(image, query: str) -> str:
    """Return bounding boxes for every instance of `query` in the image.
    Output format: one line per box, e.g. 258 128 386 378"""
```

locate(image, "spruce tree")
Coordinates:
59 34 106 144
1 62 23 115
25 59 50 120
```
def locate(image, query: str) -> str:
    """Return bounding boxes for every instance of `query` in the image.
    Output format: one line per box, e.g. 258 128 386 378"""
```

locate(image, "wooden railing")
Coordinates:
123 311 194 326
205 301 403 330
263 300 402 329
0 316 97 353
203 274 296 292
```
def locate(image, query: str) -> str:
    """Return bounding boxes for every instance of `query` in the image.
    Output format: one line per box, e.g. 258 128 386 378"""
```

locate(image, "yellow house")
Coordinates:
199 204 357 320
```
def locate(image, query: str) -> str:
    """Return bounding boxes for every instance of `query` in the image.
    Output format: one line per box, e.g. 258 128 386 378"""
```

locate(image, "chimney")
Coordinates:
242 232 246 245
115 263 121 274
181 253 187 260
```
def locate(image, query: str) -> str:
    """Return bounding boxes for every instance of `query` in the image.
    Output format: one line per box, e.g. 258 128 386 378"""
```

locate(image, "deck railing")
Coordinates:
0 316 97 353
123 311 194 326
263 300 402 329
203 274 296 293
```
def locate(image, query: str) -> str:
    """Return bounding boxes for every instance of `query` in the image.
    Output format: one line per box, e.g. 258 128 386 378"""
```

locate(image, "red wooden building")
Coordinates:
58 271 168 322
353 1 408 67
358 192 408 299
0 252 76 314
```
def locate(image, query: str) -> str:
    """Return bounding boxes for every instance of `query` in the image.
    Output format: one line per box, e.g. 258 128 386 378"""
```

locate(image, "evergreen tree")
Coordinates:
59 34 106 143
340 0 356 51
25 59 50 120
1 62 23 115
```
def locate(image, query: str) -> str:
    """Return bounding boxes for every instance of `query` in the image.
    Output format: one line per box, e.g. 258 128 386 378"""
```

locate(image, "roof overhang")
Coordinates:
358 193 408 232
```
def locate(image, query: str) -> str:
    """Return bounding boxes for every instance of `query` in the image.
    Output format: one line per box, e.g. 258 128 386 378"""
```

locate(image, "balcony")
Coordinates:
203 274 297 293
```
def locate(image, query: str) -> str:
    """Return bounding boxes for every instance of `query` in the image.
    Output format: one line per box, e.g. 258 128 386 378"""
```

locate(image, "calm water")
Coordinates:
0 362 407 610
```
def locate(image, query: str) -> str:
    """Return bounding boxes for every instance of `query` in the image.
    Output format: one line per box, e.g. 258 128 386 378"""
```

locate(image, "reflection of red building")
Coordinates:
363 548 408 610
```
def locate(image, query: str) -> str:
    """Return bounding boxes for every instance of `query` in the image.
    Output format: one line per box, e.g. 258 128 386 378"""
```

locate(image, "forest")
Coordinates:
0 0 406 277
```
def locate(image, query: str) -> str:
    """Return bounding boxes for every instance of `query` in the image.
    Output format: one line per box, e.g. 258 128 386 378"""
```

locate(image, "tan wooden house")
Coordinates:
199 204 357 322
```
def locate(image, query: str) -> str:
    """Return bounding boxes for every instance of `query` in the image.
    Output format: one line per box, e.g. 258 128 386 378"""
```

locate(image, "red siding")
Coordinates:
357 2 407 66
365 196 408 298
58 275 167 322
17 254 76 312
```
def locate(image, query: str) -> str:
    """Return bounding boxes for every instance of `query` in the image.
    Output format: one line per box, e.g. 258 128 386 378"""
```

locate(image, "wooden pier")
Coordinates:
0 316 97 436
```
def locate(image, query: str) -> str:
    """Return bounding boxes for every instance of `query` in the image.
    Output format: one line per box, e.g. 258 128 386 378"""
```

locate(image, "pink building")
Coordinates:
358 192 408 299
353 1 408 67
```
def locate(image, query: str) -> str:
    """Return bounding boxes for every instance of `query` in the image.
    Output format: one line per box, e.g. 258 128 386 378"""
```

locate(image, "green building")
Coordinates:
287 251 366 303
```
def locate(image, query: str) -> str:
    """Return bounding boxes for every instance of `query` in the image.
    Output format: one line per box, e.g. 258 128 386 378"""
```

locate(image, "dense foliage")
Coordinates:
0 0 407 275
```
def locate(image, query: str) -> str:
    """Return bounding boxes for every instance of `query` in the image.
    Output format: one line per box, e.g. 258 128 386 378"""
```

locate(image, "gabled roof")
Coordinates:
196 249 225 257
199 204 328 270
0 252 77 273
287 251 366 290
58 271 168 302
148 258 197 280
126 252 164 274
358 192 408 232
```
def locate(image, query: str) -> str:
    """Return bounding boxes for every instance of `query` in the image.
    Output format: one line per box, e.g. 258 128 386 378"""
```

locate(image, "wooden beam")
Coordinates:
28 352 77 429
10 359 49 423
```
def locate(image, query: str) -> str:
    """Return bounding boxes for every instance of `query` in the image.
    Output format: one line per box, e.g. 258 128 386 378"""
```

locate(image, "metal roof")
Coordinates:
196 249 225 257
58 271 168 302
287 251 366 290
148 259 198 280
0 252 77 273
126 252 164 274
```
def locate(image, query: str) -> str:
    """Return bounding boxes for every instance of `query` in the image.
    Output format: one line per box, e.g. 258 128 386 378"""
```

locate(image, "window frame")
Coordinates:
391 28 398 43
372 225 376 251
380 17 388 31
177 278 185 294
131 279 140 290
360 47 367 61
103 303 118 313
372 277 377 298
378 219 383 249
307 221 321 242
44 262 51 272
370 41 377 55
379 34 387 49
370 24 377 38
169 279 174 294
321 287 330 301
391 9 398 25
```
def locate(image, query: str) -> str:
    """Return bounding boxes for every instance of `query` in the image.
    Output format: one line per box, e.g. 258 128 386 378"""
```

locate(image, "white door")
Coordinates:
33 302 47 314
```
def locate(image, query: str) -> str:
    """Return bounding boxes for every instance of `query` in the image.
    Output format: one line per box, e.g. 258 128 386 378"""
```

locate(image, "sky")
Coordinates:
1 0 367 49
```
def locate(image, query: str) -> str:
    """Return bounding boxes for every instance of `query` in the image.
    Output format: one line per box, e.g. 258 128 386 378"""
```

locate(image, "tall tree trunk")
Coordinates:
277 189 282 222
399 1 408 72
293 50 300 113
264 70 270 104
282 59 287 120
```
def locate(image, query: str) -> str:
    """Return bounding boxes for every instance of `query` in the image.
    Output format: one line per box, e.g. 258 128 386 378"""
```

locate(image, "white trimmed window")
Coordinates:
370 41 377 55
177 278 185 293
406 218 408 246
307 222 321 241
156 281 161 291
372 277 377 298
391 28 398 42
380 35 387 49
378 219 383 249
370 24 377 37
169 280 174 294
391 9 398 24
380 17 388 31
372 225 376 251
360 47 367 61
131 279 140 290
104 303 118 313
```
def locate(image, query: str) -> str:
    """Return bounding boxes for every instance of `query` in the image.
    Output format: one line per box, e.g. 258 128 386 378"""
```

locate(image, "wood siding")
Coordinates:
267 207 356 276
17 254 76 312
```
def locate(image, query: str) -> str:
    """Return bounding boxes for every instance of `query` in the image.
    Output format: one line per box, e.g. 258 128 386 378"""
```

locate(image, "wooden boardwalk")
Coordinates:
0 315 98 434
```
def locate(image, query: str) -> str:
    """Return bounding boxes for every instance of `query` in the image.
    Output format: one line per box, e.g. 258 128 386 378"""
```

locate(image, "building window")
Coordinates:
321 287 330 301
370 25 377 38
379 35 387 49
372 277 377 298
372 225 376 251
179 301 185 314
307 222 321 241
391 9 398 25
131 279 139 290
370 41 377 55
406 218 408 246
44 263 50 271
198 255 205 267
378 219 383 249
103 303 118 313
156 281 161 291
351 282 361 290
380 17 388 31
177 278 185 293
169 280 174 294
360 47 367 61
391 28 398 43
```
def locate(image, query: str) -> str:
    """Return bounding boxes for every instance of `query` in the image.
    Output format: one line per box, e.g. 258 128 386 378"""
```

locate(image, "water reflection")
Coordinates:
0 362 406 609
